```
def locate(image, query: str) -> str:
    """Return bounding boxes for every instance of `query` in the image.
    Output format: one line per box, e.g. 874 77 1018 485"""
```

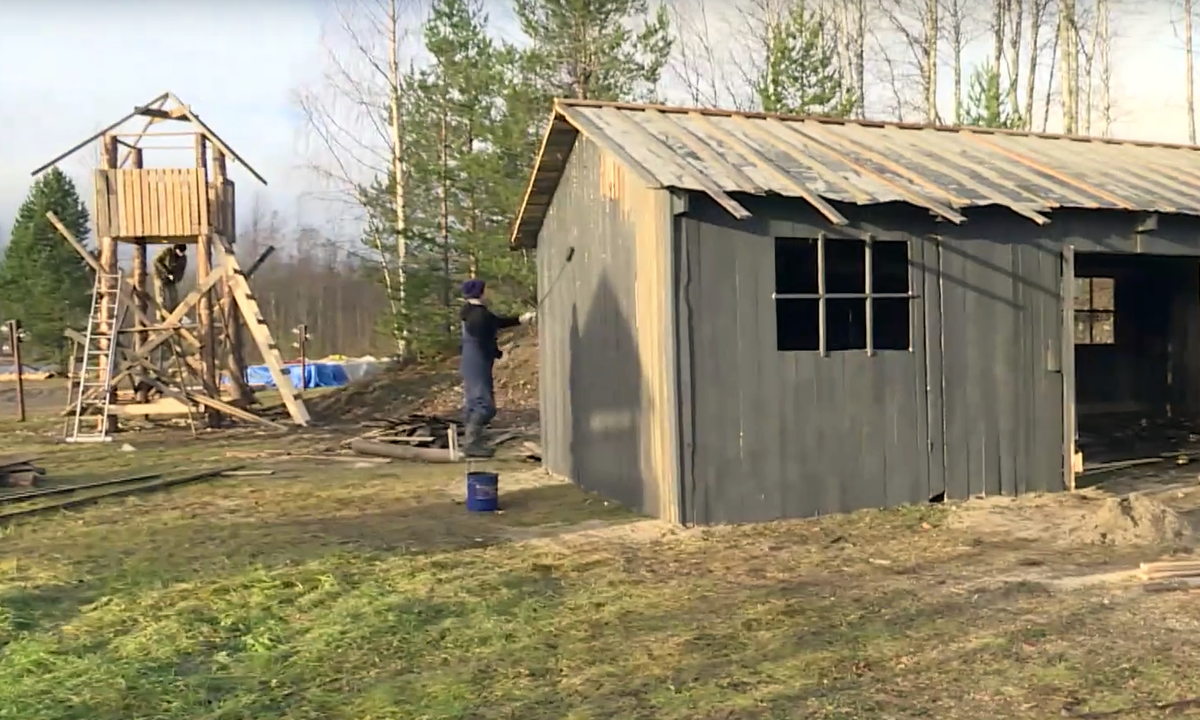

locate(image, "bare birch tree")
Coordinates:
294 0 420 354
942 0 969 123
925 0 939 121
1058 0 1080 133
1023 0 1052 129
1005 0 1023 117
1187 0 1197 143
874 0 942 121
667 0 747 107
1096 0 1113 136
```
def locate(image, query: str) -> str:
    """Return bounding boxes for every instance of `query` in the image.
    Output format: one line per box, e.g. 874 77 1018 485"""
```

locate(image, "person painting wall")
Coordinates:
459 278 535 457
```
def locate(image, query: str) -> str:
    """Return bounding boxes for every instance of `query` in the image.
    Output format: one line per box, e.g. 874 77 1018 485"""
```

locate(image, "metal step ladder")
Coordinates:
65 272 127 443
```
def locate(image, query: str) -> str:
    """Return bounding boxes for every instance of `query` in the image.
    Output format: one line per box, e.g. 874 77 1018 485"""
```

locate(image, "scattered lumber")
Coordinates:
0 465 243 523
355 414 461 449
0 454 46 488
348 438 459 463
0 472 161 504
350 414 531 456
1140 558 1200 582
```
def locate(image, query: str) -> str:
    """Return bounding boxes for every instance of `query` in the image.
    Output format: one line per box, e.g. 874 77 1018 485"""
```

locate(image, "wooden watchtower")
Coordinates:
32 92 308 432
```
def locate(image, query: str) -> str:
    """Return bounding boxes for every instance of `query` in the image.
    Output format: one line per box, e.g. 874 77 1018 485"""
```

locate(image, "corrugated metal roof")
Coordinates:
511 99 1200 247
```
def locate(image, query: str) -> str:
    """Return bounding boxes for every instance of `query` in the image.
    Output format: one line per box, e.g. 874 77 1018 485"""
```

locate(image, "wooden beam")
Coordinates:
31 92 170 176
166 92 268 185
216 244 310 426
599 108 752 220
244 246 276 279
679 112 850 226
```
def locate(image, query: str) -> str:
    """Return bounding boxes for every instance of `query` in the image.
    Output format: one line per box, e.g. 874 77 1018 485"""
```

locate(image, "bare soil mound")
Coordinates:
948 490 1195 547
310 328 539 429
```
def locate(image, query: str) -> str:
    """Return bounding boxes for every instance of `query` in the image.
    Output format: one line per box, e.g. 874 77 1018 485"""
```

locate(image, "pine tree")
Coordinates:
515 0 673 102
962 63 1024 129
358 0 539 357
755 2 857 117
0 168 92 362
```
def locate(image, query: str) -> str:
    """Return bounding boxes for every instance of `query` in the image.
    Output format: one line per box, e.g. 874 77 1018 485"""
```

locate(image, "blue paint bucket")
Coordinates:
465 471 499 512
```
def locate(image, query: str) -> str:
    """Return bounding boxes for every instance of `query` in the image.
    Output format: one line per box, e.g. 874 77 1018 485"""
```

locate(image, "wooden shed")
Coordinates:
511 99 1200 526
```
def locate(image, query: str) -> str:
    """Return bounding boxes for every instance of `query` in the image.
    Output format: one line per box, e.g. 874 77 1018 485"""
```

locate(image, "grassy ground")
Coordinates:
2 414 1200 718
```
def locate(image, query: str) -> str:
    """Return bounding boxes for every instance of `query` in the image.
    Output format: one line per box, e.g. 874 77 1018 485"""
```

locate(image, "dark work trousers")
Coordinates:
460 336 497 427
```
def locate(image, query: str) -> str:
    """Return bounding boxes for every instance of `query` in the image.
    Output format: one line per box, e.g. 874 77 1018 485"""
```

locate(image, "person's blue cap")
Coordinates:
462 278 486 299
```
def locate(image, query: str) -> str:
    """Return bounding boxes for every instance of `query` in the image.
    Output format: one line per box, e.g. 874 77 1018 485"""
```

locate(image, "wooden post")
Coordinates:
297 323 308 394
210 148 252 406
1062 245 1078 491
195 134 219 426
7 320 25 422
99 135 119 432
129 147 150 403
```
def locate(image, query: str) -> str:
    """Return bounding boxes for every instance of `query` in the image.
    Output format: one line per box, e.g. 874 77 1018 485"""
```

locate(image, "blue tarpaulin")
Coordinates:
244 362 349 389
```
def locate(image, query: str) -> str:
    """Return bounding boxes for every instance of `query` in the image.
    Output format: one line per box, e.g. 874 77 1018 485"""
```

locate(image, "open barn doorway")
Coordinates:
1074 253 1200 463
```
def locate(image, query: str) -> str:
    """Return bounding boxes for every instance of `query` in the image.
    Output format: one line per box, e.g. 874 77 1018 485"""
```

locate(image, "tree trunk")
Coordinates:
386 0 408 357
438 90 452 342
925 0 939 122
949 0 965 124
992 0 1005 76
1024 0 1047 130
1006 0 1023 118
1057 0 1078 134
1042 14 1060 132
1188 0 1196 143
854 0 866 118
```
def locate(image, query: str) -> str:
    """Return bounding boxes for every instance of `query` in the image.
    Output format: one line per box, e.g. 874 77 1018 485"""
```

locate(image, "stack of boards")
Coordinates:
0 454 45 489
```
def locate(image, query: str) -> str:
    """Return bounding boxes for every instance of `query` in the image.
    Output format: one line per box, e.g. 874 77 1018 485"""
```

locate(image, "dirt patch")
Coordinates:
505 518 685 547
309 328 539 428
949 490 1196 547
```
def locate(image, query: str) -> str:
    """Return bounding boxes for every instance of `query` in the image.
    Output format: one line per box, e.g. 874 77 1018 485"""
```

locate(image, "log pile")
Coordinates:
0 454 45 488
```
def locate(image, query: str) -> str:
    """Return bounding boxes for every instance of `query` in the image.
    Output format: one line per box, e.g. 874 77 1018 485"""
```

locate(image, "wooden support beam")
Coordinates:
211 147 251 408
195 134 219 425
128 147 149 402
216 243 310 426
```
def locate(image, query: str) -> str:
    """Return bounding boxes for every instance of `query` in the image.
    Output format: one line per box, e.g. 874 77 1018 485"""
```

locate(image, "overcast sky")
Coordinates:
0 1 1194 246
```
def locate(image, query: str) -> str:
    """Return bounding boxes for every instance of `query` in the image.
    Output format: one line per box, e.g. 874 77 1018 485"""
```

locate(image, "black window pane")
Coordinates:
827 298 867 351
871 241 909 294
777 299 819 351
774 238 818 294
825 240 866 294
873 298 911 350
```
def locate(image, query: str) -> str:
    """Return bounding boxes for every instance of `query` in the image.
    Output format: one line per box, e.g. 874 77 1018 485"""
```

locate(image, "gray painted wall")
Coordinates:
534 141 1200 525
535 136 676 516
675 197 1074 524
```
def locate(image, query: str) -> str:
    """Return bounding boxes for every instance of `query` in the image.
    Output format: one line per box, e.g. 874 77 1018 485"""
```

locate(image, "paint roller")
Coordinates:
536 245 576 307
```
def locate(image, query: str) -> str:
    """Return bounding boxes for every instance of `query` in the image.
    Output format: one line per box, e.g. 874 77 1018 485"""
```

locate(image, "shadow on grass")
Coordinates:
272 483 640 554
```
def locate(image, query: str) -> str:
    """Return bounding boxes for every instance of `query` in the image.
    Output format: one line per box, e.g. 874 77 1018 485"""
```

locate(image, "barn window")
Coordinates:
1074 276 1115 345
774 235 912 354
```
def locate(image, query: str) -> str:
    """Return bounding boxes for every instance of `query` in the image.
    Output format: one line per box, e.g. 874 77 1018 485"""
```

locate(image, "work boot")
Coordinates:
462 417 494 458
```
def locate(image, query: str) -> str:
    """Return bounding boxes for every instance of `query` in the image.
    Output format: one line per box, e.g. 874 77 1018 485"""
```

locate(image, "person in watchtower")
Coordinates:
153 243 188 318
459 278 536 457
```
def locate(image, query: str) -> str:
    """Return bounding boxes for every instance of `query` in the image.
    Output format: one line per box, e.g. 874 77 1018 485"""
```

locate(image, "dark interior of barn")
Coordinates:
1075 253 1200 464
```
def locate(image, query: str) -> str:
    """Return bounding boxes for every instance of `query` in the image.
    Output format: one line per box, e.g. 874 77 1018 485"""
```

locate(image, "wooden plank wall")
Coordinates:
94 168 208 239
609 154 679 523
537 137 680 522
